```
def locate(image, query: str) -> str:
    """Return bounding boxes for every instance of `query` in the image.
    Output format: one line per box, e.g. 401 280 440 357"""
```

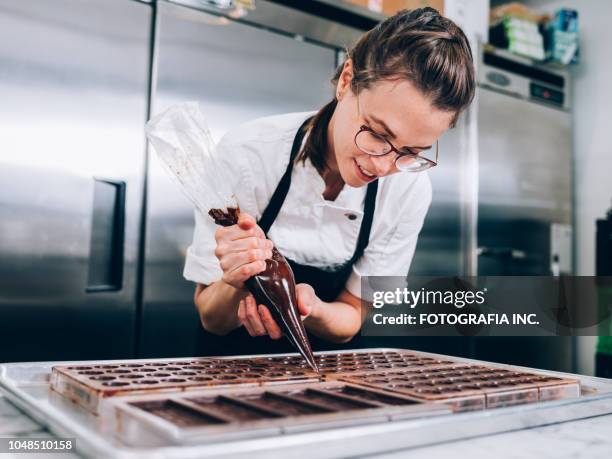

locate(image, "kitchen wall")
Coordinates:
524 0 612 375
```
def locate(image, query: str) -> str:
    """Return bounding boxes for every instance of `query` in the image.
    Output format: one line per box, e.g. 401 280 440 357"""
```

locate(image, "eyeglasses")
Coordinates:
354 125 439 172
354 93 439 172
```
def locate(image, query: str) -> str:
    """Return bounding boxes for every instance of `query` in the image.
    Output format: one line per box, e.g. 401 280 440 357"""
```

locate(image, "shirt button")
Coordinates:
345 213 357 220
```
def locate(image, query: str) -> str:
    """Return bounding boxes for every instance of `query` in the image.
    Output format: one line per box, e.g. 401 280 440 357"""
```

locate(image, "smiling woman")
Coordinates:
300 7 475 186
187 7 476 356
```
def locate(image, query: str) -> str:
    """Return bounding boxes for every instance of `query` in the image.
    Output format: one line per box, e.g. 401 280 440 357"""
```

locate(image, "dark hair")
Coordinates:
298 7 476 173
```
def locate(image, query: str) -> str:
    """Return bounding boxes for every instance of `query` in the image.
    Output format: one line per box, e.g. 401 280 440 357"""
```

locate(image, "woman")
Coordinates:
185 7 475 354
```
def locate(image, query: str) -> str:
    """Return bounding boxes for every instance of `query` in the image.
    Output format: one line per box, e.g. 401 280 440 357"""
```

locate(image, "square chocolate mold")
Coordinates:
340 364 580 412
108 381 451 445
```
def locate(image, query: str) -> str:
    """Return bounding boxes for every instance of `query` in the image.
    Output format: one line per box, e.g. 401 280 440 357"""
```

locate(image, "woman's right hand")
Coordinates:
213 212 273 290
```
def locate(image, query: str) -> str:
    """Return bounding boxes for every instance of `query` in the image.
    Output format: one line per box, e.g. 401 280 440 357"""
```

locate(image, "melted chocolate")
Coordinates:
208 207 318 373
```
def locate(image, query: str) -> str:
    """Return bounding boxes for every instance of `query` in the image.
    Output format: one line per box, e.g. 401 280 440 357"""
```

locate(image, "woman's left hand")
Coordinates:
238 283 319 339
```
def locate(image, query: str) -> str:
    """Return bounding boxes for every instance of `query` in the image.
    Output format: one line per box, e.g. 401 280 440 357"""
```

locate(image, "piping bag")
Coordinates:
208 207 318 372
145 102 318 373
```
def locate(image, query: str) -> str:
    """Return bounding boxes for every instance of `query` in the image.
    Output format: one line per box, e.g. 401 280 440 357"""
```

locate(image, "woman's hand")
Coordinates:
213 212 273 290
238 283 319 339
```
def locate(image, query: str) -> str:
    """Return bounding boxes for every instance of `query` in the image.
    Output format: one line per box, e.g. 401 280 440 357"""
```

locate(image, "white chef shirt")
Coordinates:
183 111 432 298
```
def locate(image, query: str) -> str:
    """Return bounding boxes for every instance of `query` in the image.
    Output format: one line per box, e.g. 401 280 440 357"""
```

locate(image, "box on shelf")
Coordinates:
344 0 444 16
546 9 579 65
344 0 383 13
383 0 445 16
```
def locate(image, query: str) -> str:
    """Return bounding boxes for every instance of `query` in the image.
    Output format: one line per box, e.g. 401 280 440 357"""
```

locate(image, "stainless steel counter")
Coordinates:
0 394 79 459
2 350 612 458
2 394 611 459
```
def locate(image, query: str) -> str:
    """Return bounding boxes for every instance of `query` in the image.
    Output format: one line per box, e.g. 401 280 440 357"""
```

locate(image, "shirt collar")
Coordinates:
293 155 366 214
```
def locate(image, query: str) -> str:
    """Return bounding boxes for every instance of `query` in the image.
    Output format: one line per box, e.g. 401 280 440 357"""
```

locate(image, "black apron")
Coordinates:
195 117 378 356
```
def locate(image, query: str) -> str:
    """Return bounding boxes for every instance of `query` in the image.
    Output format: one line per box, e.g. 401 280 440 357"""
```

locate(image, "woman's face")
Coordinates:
329 61 456 187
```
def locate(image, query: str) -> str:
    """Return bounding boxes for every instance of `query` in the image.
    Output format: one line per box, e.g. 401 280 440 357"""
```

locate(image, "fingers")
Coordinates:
258 305 283 340
214 224 261 243
237 295 283 340
238 212 266 239
213 212 274 289
219 237 273 255
214 212 267 245
219 248 272 271
222 260 267 287
216 238 273 287
237 211 255 229
221 260 267 289
296 283 317 317
237 299 254 336
238 295 269 337
254 225 266 239
246 295 268 336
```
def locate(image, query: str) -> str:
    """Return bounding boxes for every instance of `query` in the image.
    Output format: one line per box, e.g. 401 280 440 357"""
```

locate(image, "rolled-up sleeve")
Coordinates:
345 173 432 299
183 208 224 285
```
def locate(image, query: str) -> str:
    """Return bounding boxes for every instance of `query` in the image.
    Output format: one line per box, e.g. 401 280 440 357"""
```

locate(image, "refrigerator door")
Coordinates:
140 2 336 357
410 121 466 276
477 87 572 276
474 87 573 372
0 0 151 361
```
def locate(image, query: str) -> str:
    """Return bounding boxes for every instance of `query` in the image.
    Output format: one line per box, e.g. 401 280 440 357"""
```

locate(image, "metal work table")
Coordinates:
2 350 612 458
2 394 612 459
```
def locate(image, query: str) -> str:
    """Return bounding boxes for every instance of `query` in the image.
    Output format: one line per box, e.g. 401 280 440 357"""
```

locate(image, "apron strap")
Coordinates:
350 179 378 264
257 115 378 264
258 116 312 234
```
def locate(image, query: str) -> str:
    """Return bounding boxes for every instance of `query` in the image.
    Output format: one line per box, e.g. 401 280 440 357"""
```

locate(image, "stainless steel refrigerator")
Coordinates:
0 0 152 361
472 48 574 372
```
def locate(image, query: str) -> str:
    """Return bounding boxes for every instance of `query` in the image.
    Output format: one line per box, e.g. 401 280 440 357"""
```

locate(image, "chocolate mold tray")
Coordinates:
265 350 459 374
51 358 320 413
50 349 580 415
106 381 451 445
341 364 580 412
49 350 453 413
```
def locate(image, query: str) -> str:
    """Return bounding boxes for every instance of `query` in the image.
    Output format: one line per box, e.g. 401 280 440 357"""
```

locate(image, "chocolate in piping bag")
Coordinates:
209 208 319 373
145 104 317 372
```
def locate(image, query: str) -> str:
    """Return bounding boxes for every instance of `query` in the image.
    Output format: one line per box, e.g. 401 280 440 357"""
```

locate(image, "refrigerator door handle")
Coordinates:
167 0 235 13
477 246 527 260
86 178 126 293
